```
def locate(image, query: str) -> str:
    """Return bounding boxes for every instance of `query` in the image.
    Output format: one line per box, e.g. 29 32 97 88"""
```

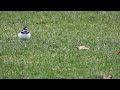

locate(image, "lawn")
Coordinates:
0 11 120 79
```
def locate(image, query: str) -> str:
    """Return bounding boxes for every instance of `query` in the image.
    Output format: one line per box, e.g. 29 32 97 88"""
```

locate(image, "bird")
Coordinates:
18 27 31 41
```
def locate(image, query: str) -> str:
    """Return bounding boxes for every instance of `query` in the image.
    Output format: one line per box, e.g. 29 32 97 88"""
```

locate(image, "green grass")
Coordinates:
0 11 120 79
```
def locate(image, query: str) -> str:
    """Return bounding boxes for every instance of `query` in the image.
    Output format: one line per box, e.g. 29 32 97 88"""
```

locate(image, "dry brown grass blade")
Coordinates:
78 46 90 50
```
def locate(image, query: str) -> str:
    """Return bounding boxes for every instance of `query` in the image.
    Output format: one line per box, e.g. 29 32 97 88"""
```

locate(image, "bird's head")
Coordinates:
23 27 28 30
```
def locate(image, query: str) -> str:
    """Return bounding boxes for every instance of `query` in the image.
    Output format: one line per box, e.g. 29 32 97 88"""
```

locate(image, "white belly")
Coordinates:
18 33 31 40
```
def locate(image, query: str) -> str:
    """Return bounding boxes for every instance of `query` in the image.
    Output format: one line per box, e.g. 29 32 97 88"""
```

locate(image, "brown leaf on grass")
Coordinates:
78 46 90 50
99 74 112 79
117 51 120 54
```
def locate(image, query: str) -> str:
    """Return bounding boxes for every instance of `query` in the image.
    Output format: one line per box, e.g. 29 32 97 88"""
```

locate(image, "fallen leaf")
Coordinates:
78 46 89 50
99 74 112 79
117 51 120 54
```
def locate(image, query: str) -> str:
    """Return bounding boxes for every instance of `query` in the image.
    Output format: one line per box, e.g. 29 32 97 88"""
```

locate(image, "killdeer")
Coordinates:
18 27 31 40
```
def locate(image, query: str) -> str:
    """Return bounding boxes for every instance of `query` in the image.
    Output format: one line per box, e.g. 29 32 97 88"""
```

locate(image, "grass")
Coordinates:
0 11 120 79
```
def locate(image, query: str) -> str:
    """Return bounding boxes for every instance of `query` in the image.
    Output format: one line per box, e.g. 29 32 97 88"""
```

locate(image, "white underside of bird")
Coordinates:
18 32 31 40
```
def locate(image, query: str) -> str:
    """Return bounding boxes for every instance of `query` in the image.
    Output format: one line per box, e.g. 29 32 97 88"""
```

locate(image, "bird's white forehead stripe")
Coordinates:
25 28 28 29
